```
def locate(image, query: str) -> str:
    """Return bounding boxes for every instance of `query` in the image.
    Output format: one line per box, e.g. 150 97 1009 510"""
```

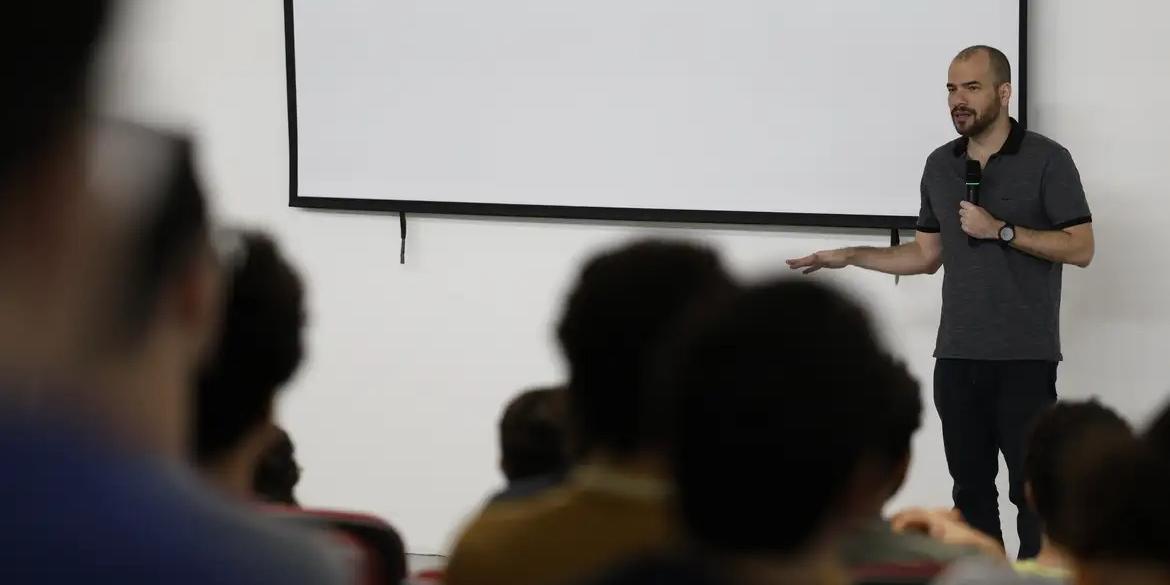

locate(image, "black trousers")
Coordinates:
933 359 1057 559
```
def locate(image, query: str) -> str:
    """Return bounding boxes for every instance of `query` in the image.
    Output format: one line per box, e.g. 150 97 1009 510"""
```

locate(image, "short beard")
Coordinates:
956 97 1003 138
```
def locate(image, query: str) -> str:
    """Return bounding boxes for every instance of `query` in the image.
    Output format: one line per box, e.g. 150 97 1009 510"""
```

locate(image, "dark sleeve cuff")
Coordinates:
915 224 941 233
1054 215 1093 229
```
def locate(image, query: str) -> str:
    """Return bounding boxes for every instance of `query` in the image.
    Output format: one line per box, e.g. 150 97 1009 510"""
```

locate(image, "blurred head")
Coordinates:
662 280 918 557
867 359 922 506
1065 402 1170 579
948 45 1012 137
556 240 734 461
253 427 301 507
195 231 306 495
0 2 118 383
0 2 109 190
83 132 221 458
1024 400 1132 548
499 387 569 483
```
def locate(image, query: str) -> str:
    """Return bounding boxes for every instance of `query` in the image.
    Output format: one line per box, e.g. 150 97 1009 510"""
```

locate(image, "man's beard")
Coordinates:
953 97 1002 137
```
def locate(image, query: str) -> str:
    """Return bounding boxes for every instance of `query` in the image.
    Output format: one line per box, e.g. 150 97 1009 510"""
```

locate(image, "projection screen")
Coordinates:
286 0 1025 228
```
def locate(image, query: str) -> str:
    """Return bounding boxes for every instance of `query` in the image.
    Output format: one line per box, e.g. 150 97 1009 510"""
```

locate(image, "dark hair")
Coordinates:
1145 399 1170 456
1064 402 1170 566
0 1 111 193
499 387 569 482
871 361 922 467
954 45 1012 87
120 136 211 343
194 231 306 463
556 240 734 457
663 279 918 555
253 427 300 506
1024 400 1132 546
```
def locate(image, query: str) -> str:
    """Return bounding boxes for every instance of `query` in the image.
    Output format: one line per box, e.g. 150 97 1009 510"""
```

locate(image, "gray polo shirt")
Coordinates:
917 118 1091 362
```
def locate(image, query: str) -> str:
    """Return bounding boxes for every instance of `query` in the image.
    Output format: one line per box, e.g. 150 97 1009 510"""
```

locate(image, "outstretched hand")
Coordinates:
891 507 1007 559
786 249 851 274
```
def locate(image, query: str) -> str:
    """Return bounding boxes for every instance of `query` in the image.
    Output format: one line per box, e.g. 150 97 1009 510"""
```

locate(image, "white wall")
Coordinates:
101 0 1170 555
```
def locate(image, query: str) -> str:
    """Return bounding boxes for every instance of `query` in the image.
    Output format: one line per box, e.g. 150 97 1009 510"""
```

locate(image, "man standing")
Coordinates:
787 45 1094 558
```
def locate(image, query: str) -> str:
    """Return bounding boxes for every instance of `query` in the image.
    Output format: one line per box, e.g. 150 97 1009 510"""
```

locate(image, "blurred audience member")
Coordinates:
1018 400 1132 577
85 131 222 459
491 385 569 502
927 400 1134 584
2 123 346 583
0 2 122 405
0 10 346 577
254 426 302 506
592 280 923 585
1062 401 1170 585
445 240 734 585
839 351 983 582
195 230 306 500
194 229 409 581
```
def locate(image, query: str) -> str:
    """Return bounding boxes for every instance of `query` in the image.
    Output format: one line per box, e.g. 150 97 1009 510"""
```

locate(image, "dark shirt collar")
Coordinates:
952 116 1024 157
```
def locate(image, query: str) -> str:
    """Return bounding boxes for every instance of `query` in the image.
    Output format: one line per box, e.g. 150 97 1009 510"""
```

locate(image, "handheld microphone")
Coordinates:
965 160 981 205
965 160 981 247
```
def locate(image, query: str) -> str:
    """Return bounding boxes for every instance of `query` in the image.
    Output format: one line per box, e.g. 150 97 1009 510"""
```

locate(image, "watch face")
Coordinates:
1001 226 1015 241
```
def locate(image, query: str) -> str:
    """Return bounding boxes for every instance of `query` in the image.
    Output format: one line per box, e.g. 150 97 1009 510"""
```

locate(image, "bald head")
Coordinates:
954 45 1012 87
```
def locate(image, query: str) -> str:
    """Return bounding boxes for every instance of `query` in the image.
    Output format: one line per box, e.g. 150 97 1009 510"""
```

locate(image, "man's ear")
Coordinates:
999 82 1013 107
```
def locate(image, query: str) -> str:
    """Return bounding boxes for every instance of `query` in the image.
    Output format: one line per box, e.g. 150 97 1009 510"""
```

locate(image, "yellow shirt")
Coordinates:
1013 559 1071 580
445 465 676 585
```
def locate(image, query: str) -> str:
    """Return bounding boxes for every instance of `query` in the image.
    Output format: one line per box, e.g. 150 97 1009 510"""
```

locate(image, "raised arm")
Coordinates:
954 145 1095 268
1012 223 1094 267
959 201 1094 268
786 231 943 277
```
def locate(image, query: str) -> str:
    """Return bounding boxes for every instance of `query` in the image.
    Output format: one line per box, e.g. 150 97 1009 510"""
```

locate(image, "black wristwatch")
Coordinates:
998 222 1016 244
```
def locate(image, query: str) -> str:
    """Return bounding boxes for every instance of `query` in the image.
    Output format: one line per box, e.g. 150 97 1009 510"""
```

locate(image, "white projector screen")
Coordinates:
286 0 1024 227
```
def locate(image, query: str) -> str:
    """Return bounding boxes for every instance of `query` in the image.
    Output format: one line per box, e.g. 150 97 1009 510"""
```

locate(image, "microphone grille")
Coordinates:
966 160 982 183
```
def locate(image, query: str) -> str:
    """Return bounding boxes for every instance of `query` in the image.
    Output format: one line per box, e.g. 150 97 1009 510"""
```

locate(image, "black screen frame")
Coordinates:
285 0 1027 230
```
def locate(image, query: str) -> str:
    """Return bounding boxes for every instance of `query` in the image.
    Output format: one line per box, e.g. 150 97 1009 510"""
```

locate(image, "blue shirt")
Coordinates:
0 416 348 584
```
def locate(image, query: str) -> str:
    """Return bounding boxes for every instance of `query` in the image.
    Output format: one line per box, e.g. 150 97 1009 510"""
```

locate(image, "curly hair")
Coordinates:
194 231 306 463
